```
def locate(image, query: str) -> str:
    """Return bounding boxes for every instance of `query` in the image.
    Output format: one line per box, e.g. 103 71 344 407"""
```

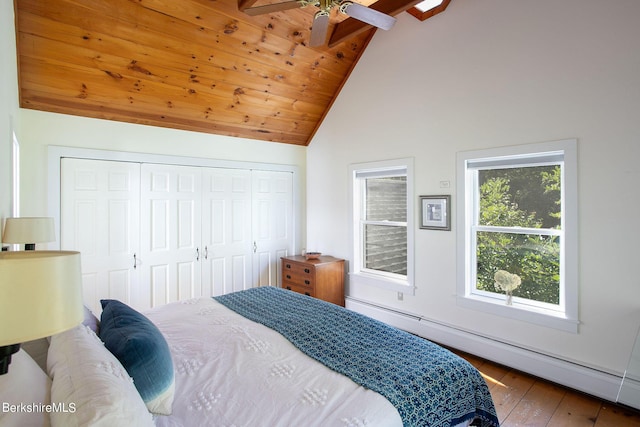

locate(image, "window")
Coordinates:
457 140 578 332
350 159 414 293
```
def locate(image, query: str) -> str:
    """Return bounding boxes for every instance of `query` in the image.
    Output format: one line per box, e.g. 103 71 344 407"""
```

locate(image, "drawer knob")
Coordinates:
305 280 310 285
286 286 291 290
305 292 311 296
286 274 291 279
304 268 310 274
285 264 291 269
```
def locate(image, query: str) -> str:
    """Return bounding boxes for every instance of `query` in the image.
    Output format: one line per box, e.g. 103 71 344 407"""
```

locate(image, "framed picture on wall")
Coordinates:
419 195 450 230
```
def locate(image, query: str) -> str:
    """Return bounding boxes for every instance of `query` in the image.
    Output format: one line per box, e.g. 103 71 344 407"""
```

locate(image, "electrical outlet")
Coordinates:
440 180 450 188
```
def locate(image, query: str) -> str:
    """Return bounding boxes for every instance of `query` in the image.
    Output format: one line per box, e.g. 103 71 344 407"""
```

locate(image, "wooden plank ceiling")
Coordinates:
14 0 445 145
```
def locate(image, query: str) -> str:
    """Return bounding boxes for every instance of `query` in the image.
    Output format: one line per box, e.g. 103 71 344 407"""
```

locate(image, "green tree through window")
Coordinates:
475 165 561 305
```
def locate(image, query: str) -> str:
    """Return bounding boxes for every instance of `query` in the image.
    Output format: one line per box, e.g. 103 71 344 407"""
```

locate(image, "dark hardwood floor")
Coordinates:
452 349 640 426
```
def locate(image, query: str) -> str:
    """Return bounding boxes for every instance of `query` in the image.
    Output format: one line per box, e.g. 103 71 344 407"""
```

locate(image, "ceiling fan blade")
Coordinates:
340 2 396 30
309 12 330 46
243 1 304 16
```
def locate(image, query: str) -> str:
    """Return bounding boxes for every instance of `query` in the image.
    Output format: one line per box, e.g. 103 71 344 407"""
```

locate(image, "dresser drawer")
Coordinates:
282 261 314 277
283 270 314 287
283 283 314 297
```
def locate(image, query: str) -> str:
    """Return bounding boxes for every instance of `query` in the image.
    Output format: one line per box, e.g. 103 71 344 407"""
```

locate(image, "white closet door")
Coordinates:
60 158 141 314
201 168 253 296
139 164 202 309
252 170 294 287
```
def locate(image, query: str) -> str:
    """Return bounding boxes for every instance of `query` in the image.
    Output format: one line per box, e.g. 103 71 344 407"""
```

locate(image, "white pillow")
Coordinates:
47 325 154 427
82 305 100 334
0 349 51 427
21 337 50 372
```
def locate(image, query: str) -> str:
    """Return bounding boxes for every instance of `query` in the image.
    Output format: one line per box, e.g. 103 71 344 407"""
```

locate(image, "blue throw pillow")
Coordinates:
99 300 175 415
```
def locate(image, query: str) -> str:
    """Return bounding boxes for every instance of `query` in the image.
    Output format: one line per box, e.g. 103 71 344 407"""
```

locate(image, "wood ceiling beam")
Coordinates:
237 0 259 12
328 0 423 47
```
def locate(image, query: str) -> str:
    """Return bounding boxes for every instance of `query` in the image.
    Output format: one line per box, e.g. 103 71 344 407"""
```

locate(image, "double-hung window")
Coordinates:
350 158 414 293
457 140 578 332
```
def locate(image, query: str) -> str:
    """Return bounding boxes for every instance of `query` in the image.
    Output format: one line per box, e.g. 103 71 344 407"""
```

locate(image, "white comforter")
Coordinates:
147 297 402 427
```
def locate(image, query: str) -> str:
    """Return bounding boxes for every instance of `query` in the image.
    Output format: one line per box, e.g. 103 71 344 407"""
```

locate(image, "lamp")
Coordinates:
0 251 83 374
2 217 56 250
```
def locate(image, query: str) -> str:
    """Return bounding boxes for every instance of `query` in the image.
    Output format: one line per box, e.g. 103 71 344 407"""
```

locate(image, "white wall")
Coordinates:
308 0 640 379
0 0 19 225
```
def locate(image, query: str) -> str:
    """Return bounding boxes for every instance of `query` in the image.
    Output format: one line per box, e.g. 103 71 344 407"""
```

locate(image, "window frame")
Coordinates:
456 140 579 333
349 158 415 294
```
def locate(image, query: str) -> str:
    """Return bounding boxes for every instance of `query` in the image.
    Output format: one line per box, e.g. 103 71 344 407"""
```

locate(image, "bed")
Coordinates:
1 287 499 427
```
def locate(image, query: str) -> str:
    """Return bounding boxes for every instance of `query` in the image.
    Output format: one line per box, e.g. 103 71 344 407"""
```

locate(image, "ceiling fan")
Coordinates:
240 0 397 46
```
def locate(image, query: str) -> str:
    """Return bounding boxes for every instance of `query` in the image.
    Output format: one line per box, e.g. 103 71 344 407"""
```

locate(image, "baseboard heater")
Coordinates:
346 296 623 403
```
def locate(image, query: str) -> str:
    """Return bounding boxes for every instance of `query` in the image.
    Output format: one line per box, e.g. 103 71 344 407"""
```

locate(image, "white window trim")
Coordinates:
456 140 579 333
349 158 415 294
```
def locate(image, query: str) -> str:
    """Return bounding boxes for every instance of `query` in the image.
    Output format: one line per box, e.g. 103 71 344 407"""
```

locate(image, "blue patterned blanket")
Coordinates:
214 287 499 427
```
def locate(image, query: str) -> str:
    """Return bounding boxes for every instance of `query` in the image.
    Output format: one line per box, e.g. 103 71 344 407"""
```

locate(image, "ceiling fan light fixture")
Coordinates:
240 0 397 46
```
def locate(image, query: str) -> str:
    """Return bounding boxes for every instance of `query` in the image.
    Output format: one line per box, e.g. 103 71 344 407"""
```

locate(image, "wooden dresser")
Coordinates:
281 255 345 306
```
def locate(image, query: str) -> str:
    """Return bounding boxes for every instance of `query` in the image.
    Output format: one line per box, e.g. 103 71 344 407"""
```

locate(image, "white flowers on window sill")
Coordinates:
494 270 521 306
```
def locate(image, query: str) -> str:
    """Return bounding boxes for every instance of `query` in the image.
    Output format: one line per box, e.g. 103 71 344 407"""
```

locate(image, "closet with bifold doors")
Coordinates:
60 157 294 314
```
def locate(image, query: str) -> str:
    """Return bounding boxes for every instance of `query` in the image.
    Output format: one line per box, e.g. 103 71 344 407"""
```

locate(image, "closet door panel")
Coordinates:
210 200 225 245
75 200 98 255
252 170 294 287
150 264 170 307
201 168 252 296
255 251 272 287
208 256 226 296
150 199 170 251
140 164 202 309
178 261 197 300
109 269 133 303
61 158 140 314
232 254 249 292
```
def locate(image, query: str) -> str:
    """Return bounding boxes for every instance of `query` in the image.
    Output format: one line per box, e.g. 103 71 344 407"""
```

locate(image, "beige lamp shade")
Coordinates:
2 217 56 245
0 251 84 346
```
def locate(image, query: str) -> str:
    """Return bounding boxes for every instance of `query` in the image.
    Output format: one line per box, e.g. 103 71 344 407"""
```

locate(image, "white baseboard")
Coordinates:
346 297 623 403
618 378 640 408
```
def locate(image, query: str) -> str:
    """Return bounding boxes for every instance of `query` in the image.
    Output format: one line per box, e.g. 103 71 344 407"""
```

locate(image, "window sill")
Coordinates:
457 294 579 333
349 272 416 295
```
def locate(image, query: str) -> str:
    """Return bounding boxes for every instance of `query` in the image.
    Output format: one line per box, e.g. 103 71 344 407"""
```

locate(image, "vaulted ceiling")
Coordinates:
14 0 449 145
